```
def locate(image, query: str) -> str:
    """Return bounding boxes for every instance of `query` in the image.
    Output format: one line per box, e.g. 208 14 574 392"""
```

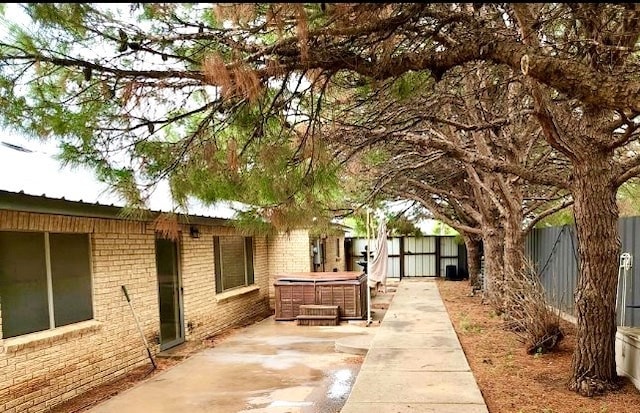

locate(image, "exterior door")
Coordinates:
155 237 184 350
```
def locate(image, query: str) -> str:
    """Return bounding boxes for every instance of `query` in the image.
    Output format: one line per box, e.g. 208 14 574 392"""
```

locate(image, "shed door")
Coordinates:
155 238 184 350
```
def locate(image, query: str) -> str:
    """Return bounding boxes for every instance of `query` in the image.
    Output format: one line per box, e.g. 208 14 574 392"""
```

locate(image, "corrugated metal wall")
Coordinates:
346 236 460 278
526 218 640 327
348 237 401 277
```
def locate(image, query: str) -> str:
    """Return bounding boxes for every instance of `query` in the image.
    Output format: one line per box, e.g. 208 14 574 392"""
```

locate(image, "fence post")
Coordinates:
435 236 442 277
399 237 405 280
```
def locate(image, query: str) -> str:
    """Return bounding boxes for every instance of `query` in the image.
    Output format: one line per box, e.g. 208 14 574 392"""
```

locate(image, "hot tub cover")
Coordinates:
275 271 364 282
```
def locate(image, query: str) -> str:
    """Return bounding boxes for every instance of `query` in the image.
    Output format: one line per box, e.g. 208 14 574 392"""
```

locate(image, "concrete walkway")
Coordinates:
85 278 487 413
340 279 489 413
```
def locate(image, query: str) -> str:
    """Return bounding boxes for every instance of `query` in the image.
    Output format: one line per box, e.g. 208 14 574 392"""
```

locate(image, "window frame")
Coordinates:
213 235 255 294
0 230 94 338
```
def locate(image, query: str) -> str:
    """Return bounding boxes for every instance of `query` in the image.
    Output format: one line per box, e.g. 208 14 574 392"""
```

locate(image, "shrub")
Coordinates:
502 258 564 354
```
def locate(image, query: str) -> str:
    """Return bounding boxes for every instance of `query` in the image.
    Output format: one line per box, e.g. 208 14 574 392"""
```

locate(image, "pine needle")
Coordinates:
203 53 233 98
154 212 180 241
294 4 309 64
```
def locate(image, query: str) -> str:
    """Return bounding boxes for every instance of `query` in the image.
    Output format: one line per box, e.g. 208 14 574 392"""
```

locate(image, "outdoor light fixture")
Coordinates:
189 225 200 239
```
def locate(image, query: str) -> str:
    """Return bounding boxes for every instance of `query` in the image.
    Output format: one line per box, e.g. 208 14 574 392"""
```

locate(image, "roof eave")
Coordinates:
0 190 232 227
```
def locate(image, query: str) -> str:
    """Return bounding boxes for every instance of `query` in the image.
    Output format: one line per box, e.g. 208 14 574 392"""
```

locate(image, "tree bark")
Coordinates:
482 225 505 311
464 235 482 291
503 208 525 282
568 155 621 396
502 208 527 318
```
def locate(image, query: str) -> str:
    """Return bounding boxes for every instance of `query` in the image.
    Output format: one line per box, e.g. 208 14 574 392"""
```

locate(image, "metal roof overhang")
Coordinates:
0 190 232 227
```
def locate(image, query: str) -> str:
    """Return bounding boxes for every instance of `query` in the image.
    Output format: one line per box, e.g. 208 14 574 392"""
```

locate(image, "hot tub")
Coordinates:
274 271 367 321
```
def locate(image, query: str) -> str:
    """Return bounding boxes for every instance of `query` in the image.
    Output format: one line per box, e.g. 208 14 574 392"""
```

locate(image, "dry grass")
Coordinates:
437 278 640 413
502 261 564 355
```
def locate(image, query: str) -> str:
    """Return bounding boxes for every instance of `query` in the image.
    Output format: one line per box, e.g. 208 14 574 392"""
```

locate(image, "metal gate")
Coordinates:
346 236 461 278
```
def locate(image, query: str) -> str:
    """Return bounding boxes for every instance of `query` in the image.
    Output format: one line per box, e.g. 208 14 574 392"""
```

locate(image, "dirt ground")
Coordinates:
48 359 181 413
436 278 640 413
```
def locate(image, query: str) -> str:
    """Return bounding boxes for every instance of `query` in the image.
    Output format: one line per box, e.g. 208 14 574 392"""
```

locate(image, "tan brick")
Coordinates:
0 209 327 412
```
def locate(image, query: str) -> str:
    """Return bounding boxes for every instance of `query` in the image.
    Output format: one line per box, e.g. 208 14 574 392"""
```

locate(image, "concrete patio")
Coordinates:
86 278 488 413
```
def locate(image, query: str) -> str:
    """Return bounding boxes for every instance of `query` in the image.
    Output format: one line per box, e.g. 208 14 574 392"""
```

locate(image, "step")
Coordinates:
297 315 340 326
296 314 339 320
299 304 339 317
335 335 372 355
299 304 339 309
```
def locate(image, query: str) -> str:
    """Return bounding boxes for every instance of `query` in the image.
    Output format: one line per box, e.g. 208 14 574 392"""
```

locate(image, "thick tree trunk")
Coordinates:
502 211 527 318
568 157 621 396
482 225 505 311
465 235 482 291
503 211 525 282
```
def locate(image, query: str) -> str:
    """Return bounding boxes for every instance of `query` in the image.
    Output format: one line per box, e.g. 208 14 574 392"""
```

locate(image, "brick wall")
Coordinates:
0 209 271 413
266 229 312 309
180 226 270 342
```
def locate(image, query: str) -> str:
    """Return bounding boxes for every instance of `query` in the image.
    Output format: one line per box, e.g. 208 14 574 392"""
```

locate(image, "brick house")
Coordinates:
0 141 346 412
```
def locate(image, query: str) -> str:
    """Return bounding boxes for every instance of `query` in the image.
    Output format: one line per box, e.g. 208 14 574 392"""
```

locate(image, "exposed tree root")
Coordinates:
568 376 622 397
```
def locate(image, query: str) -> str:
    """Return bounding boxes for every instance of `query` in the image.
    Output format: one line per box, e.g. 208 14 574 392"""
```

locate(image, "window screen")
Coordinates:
0 231 93 338
214 236 255 293
50 233 93 327
0 232 49 338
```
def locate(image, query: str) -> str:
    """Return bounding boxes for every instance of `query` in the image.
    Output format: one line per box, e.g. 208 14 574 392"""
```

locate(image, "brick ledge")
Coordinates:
215 285 260 303
1 320 102 353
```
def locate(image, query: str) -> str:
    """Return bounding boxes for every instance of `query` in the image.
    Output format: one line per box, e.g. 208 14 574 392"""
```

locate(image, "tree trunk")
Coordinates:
568 156 621 396
503 210 525 282
502 211 527 318
465 235 482 290
482 225 505 311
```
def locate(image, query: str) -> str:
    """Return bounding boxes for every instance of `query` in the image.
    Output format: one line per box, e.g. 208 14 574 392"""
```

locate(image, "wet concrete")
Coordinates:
88 285 395 413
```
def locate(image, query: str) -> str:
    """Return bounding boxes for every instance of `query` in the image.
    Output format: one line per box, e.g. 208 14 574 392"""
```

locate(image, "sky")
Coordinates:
0 4 241 218
0 4 445 232
0 131 239 219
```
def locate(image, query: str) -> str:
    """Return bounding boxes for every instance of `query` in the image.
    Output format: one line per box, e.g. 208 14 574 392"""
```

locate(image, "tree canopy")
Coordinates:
3 3 640 396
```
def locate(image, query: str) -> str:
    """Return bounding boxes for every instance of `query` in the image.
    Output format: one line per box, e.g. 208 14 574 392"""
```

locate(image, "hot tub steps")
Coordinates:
296 305 340 326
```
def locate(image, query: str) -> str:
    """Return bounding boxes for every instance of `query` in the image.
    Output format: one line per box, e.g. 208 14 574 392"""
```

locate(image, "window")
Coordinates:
0 231 93 338
336 238 341 258
213 236 254 293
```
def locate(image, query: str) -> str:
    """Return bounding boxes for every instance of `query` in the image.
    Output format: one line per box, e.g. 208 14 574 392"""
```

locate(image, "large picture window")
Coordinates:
0 231 93 338
213 236 254 293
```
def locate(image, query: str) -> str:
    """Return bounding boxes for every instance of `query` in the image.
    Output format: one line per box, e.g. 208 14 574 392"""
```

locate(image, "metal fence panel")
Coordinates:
404 237 436 276
527 226 578 315
347 236 458 279
405 254 436 276
387 238 401 278
441 237 458 256
348 237 401 278
406 237 435 253
527 218 640 327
